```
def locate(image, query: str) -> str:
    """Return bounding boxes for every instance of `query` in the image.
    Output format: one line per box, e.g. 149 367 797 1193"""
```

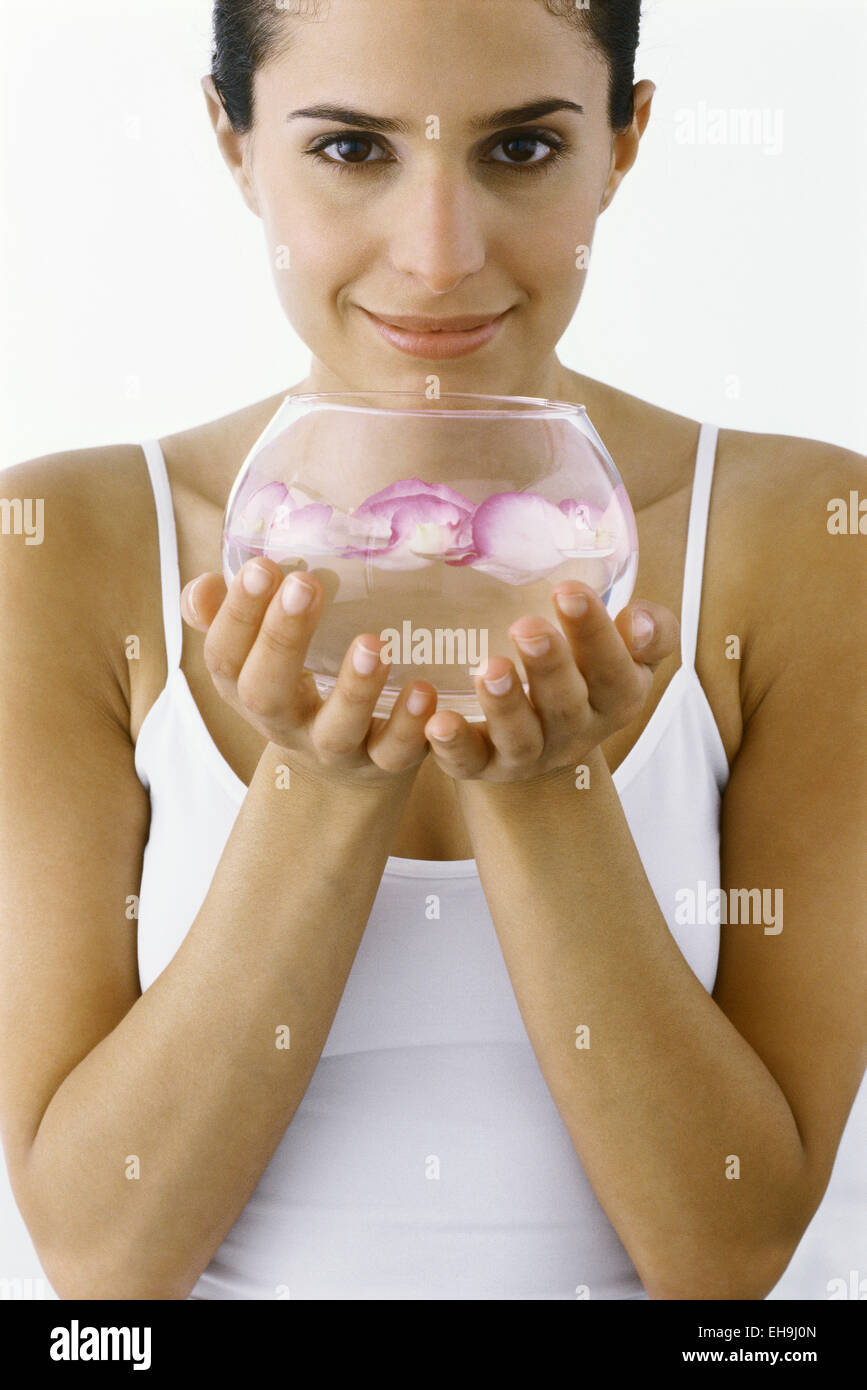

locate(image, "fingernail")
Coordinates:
483 668 513 696
556 590 588 619
281 574 315 614
406 688 429 716
352 642 382 675
513 633 550 658
430 725 458 742
632 611 654 649
242 561 272 595
185 577 203 621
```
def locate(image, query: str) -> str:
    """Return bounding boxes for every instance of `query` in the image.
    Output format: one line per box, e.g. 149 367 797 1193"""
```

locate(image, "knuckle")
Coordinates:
590 662 624 699
493 726 543 762
337 681 377 711
620 679 648 721
318 744 355 766
222 594 265 629
203 642 240 686
310 727 356 762
544 701 578 727
235 672 280 720
385 722 421 751
506 738 544 763
257 621 306 659
369 728 418 767
368 746 411 773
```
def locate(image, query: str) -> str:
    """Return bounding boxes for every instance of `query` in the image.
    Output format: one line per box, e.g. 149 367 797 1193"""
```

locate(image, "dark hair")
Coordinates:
211 0 642 135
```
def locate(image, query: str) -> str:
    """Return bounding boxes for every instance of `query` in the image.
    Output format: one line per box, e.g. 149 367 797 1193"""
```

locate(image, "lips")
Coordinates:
369 312 508 332
362 307 512 359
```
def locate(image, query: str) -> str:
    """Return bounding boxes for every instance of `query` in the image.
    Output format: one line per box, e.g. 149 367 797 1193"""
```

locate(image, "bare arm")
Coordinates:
0 458 432 1299
435 442 867 1299
22 746 416 1300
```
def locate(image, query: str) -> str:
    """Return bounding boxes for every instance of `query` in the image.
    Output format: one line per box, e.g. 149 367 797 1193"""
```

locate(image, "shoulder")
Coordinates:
0 441 156 596
587 375 864 709
1 439 162 583
0 443 159 726
602 375 863 509
714 423 865 517
609 385 866 599
711 424 865 595
582 371 863 516
710 425 865 720
2 441 152 522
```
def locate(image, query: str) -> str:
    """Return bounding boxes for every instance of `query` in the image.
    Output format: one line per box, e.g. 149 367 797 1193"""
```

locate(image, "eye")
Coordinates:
303 127 570 175
488 131 567 170
305 134 391 168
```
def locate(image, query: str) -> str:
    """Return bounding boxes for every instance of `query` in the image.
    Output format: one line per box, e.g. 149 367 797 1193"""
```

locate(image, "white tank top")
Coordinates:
134 418 729 1300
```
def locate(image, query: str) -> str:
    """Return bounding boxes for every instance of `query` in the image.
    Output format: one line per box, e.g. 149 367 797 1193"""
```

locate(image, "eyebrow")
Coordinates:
284 97 584 135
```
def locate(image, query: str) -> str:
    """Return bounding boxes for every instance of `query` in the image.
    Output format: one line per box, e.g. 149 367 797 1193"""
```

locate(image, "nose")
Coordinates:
386 166 487 294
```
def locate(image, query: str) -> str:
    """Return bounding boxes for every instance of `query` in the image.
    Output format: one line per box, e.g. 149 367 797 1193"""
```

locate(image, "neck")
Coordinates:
289 351 587 408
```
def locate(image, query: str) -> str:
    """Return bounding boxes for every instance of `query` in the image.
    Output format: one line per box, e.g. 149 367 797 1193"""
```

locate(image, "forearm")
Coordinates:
456 747 810 1300
23 745 416 1300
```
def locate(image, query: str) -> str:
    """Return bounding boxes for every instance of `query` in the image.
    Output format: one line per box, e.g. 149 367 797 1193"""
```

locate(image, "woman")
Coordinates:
0 0 863 1301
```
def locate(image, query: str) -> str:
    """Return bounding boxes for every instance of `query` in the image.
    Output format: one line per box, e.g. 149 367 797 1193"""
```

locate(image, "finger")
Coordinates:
181 572 227 630
310 633 394 765
202 559 316 703
550 583 648 720
424 709 491 778
365 682 438 773
614 600 680 670
468 653 547 764
235 568 326 727
499 620 592 743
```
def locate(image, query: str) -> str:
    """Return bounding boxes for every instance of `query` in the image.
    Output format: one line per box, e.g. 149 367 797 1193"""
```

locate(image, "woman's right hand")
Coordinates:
181 559 437 786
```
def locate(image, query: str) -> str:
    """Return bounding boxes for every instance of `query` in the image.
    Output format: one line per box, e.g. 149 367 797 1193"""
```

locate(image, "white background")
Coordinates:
1 0 865 1300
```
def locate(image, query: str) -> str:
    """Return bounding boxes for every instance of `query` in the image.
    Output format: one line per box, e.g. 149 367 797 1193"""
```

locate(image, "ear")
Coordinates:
201 74 261 218
598 79 656 214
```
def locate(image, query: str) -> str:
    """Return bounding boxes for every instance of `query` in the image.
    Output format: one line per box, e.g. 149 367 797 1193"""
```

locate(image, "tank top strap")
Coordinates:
140 439 183 674
679 422 720 672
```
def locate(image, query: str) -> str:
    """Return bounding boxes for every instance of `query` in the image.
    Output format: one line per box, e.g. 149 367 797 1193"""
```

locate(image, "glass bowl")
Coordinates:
222 391 638 721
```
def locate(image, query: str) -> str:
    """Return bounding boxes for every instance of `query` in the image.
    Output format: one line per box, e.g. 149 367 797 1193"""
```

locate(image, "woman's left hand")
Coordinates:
423 581 680 783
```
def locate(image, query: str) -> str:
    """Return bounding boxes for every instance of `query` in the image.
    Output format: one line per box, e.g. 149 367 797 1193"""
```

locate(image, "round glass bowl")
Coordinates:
222 391 638 720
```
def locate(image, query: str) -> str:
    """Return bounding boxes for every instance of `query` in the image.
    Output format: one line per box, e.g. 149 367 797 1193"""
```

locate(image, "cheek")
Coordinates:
261 189 356 317
255 154 338 255
537 184 599 255
504 191 598 300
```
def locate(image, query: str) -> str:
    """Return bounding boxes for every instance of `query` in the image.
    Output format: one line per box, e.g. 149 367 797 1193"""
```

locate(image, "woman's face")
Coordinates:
207 0 652 398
